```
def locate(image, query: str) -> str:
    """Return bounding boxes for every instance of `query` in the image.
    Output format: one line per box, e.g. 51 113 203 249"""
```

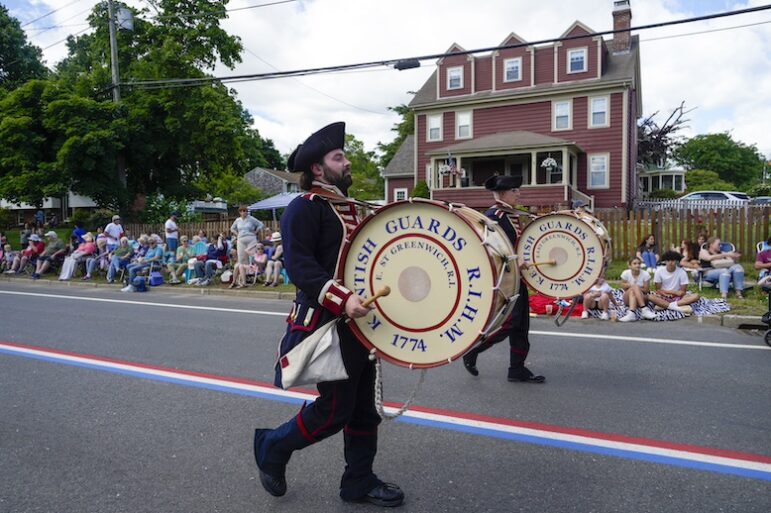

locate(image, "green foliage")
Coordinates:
198 171 264 210
70 208 92 227
139 194 200 224
346 134 384 200
411 181 430 199
0 207 14 229
648 188 678 199
377 104 414 168
747 183 771 197
0 6 48 91
674 133 763 190
89 208 117 229
684 169 736 192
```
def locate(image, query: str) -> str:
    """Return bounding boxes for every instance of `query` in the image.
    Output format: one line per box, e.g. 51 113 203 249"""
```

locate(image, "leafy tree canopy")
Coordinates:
346 134 383 200
684 169 736 192
675 132 764 190
377 104 414 169
0 5 48 91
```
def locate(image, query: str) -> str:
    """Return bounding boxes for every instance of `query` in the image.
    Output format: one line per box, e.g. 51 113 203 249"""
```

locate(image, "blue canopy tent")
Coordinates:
248 192 302 221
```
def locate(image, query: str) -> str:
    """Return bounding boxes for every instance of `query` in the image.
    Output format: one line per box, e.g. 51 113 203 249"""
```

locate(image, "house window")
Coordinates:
588 154 609 189
394 188 408 201
589 96 609 128
641 176 650 193
503 57 522 82
427 114 442 142
674 175 683 191
662 175 673 190
652 175 660 190
456 111 472 139
447 66 463 90
568 48 587 73
552 100 572 131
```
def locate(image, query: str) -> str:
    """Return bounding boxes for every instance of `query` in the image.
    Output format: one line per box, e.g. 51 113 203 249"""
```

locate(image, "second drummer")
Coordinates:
462 175 546 383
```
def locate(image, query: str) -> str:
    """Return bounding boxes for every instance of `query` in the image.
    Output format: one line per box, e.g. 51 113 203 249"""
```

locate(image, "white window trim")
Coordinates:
567 47 588 74
503 57 522 83
447 66 463 90
552 99 573 131
427 113 443 142
394 188 408 201
588 95 610 128
587 153 610 190
455 110 473 140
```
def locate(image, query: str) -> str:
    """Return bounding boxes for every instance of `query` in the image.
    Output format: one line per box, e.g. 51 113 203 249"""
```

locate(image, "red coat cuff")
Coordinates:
319 280 353 316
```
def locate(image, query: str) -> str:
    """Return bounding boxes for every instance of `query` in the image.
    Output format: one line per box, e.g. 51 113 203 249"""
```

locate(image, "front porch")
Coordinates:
425 130 594 211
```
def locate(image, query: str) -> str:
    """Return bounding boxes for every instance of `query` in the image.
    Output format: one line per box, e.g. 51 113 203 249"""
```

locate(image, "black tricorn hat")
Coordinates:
290 122 346 173
484 174 522 191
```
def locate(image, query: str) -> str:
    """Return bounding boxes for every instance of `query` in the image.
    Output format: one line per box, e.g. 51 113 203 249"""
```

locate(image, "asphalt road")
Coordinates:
0 281 769 513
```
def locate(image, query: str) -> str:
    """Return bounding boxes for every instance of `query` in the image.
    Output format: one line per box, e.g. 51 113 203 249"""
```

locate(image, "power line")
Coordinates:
123 3 771 90
146 0 298 20
20 0 82 27
41 26 92 51
640 18 771 42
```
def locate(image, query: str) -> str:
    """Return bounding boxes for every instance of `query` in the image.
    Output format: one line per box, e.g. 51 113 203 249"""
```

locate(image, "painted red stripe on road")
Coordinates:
2 339 770 465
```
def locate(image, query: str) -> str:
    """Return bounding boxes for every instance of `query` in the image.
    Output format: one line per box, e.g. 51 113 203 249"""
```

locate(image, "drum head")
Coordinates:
338 200 500 368
517 213 606 299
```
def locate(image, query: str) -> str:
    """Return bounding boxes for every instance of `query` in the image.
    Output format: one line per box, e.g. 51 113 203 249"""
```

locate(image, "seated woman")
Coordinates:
698 237 744 299
636 234 659 269
581 275 619 320
107 237 134 284
677 240 701 270
5 234 45 274
167 235 193 284
618 256 656 322
32 231 67 279
230 241 261 289
253 243 268 277
263 232 284 287
83 238 109 280
755 236 771 286
122 237 163 292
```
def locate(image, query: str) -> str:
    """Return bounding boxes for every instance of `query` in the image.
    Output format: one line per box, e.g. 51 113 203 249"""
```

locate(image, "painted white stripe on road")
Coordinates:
1 290 767 351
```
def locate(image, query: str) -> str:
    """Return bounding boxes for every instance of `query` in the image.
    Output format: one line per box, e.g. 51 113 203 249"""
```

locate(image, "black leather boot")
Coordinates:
253 418 313 497
507 366 545 383
462 350 479 376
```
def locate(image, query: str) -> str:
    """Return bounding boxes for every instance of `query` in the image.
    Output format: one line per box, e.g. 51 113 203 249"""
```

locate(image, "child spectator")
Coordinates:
1 244 14 272
618 256 656 322
5 234 45 274
648 251 700 315
636 234 659 269
581 275 619 320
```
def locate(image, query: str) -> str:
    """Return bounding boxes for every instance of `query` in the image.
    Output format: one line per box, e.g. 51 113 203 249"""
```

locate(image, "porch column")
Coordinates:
530 152 537 186
561 148 568 185
455 156 462 188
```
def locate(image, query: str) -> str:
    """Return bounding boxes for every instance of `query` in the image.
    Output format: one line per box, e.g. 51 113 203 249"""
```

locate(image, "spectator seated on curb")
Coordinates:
648 251 700 316
755 236 771 287
107 237 134 284
83 238 109 280
122 237 164 292
167 235 193 284
580 275 619 320
5 234 45 275
698 237 745 299
31 231 66 279
617 256 656 322
192 233 229 286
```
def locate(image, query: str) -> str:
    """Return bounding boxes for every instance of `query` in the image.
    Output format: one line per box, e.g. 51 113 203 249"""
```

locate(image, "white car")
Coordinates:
678 191 750 204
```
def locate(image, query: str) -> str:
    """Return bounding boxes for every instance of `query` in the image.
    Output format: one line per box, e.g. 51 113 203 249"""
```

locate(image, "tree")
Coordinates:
377 104 414 168
411 181 429 199
674 132 764 190
0 6 48 91
684 169 735 192
346 134 383 200
637 101 692 167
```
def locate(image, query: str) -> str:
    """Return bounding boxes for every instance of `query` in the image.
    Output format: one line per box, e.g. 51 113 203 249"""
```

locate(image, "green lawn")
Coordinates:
3 228 72 250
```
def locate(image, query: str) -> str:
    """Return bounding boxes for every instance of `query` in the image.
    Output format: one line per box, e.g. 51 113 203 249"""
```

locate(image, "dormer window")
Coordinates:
503 58 522 82
567 48 587 73
447 66 463 89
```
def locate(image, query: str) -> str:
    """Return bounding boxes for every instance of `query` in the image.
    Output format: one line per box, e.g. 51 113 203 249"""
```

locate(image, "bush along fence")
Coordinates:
594 206 770 263
123 219 281 240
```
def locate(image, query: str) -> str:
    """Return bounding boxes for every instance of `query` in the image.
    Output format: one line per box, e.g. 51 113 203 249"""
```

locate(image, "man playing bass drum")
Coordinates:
462 175 545 383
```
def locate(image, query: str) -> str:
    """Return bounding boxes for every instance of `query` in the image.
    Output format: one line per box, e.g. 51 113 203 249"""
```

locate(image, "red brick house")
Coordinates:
383 0 641 210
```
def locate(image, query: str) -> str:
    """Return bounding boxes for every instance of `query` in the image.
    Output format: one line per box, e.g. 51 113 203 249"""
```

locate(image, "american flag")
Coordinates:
447 153 458 175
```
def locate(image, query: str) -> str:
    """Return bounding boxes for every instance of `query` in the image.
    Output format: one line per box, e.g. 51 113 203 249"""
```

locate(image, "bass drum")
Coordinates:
338 199 519 369
517 210 611 299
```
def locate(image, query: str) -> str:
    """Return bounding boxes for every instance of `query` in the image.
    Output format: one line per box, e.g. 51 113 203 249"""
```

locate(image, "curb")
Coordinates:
0 275 295 301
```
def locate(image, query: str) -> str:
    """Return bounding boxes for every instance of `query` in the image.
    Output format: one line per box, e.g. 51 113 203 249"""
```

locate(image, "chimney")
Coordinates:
612 0 632 54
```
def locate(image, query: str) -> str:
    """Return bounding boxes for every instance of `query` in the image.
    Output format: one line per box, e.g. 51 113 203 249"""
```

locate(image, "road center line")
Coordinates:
0 289 767 350
1 340 769 482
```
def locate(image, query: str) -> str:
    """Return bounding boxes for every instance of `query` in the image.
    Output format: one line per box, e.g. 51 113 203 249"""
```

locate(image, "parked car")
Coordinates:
678 191 750 204
750 196 771 205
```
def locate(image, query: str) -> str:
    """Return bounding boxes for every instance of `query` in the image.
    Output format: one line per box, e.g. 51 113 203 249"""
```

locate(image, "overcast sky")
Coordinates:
7 0 771 163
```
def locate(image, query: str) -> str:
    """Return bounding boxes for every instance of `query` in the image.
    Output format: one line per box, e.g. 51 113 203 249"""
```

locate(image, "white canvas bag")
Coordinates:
279 319 349 389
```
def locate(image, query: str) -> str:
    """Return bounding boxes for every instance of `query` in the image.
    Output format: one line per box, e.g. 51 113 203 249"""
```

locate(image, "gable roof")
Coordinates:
246 167 302 184
382 135 414 177
437 43 468 64
559 20 596 39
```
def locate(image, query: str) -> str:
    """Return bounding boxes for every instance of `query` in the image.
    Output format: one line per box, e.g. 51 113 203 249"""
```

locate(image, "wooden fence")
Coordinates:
123 219 281 239
595 206 770 262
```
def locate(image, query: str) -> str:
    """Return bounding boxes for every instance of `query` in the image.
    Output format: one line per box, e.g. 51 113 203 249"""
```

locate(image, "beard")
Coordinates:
322 165 353 195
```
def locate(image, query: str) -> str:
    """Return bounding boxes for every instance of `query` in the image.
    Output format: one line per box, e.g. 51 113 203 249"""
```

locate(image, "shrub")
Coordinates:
411 181 430 199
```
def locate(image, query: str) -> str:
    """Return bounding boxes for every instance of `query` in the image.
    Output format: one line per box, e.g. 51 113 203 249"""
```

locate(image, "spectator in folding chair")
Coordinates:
107 237 134 284
31 231 66 279
263 232 284 287
66 233 97 278
5 234 45 274
122 237 164 292
755 236 771 286
167 235 194 284
82 238 110 280
698 237 745 299
192 233 229 286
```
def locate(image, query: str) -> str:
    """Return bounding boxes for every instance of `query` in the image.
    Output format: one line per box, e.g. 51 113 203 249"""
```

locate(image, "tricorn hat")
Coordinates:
290 122 346 173
484 174 523 191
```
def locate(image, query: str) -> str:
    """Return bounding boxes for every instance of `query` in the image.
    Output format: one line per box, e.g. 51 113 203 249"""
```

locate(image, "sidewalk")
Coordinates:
2 275 764 329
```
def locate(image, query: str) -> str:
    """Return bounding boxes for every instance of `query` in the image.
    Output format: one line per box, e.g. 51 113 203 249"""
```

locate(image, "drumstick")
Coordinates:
527 260 556 268
362 286 391 307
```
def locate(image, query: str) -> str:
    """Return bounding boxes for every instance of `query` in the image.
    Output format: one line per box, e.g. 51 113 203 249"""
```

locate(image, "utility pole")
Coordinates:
106 0 126 186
